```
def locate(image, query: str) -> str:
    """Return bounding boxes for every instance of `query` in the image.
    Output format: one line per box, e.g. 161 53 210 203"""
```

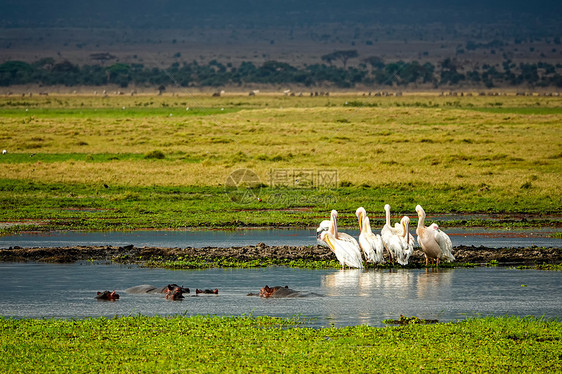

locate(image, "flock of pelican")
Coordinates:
317 205 455 269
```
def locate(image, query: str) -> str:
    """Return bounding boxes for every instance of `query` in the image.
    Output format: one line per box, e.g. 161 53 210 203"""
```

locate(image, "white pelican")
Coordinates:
317 210 361 251
381 204 403 263
320 231 363 269
415 205 455 266
394 216 416 249
395 216 414 265
355 207 385 264
330 210 363 268
319 210 363 269
316 220 331 247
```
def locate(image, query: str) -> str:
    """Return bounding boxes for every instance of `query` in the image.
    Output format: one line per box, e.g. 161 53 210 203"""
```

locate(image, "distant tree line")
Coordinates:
1 55 561 89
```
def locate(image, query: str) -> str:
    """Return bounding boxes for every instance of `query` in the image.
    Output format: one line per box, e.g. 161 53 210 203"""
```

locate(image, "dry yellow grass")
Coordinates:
1 94 560 197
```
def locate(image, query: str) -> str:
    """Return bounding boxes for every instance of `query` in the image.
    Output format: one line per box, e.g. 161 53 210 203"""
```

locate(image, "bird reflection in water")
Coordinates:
416 268 454 299
322 268 453 301
322 269 362 296
322 269 415 299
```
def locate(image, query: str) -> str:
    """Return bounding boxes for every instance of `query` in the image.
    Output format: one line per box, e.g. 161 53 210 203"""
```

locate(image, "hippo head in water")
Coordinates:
259 285 294 298
96 290 120 300
165 286 185 300
259 285 274 297
250 285 317 298
196 288 219 294
125 283 190 294
165 284 190 294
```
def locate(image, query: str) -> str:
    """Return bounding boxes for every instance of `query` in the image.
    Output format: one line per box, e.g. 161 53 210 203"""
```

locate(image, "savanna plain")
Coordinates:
1 93 561 372
0 93 560 231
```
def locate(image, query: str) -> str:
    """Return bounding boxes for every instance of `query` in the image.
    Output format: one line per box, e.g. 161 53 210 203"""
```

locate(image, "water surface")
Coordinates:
1 227 560 249
0 263 559 327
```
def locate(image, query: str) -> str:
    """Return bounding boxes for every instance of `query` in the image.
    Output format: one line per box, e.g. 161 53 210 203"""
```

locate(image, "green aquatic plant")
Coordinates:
518 263 562 271
0 315 560 372
383 315 439 325
145 256 342 270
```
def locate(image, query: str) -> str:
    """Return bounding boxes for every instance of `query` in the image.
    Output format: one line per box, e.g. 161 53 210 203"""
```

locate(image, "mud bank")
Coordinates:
1 243 560 267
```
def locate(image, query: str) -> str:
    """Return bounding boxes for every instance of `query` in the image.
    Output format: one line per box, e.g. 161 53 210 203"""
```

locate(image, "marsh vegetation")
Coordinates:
0 93 560 232
1 315 560 372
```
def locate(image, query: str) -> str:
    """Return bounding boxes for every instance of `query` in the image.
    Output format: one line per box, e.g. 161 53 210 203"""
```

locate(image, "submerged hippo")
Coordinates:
256 285 302 298
196 288 219 294
96 290 120 300
165 286 185 300
125 284 190 294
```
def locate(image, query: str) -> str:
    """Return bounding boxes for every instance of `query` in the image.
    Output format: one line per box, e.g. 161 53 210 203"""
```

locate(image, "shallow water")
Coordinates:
0 263 560 327
1 227 560 249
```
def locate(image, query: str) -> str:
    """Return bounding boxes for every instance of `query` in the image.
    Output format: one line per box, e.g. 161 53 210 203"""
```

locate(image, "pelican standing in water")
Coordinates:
320 231 363 269
381 204 405 263
394 214 416 249
415 205 455 266
319 210 363 269
355 207 385 264
395 216 414 265
317 211 361 250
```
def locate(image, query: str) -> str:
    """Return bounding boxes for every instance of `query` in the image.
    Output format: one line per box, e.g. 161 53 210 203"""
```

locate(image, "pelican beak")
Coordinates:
323 235 335 253
402 219 409 238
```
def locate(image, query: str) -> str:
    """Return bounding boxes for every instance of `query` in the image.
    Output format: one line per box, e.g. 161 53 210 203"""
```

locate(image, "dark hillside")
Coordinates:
1 1 561 89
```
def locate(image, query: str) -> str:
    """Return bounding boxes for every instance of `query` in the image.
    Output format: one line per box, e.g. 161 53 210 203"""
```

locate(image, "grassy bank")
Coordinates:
0 94 560 232
0 179 559 233
1 315 560 372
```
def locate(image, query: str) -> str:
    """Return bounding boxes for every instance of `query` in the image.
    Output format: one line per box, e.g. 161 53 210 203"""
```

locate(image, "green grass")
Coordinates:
0 178 558 234
466 107 562 114
0 93 561 232
0 107 238 118
1 315 560 373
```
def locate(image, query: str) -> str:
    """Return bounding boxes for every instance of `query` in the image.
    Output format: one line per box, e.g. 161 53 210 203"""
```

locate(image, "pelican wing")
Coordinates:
359 234 375 262
396 235 413 265
338 233 364 269
338 232 359 246
322 232 363 269
385 234 401 259
365 233 385 264
334 238 364 269
434 229 455 262
380 225 394 252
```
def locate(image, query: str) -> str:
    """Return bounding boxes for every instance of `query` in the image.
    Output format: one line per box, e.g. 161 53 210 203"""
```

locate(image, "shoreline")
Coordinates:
1 244 560 267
